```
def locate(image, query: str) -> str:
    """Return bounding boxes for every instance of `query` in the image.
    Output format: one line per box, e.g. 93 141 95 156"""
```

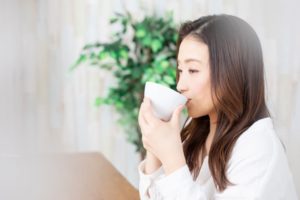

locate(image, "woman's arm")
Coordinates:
138 151 165 200
145 164 208 200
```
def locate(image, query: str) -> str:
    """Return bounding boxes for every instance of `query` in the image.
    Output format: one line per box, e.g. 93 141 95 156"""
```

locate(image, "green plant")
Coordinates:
71 12 178 157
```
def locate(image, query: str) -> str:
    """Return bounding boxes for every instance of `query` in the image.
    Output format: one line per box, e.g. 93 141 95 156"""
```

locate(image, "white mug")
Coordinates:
144 82 187 121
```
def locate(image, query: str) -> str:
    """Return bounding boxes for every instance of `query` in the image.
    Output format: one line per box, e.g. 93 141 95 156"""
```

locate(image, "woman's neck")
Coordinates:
206 112 217 154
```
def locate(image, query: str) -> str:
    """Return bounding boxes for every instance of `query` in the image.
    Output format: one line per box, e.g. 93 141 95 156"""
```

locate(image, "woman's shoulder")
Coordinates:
226 120 297 199
230 117 283 163
225 118 280 182
237 117 278 147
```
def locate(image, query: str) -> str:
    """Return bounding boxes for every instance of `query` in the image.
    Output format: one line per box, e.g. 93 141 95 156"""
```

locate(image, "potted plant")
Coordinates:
71 11 178 159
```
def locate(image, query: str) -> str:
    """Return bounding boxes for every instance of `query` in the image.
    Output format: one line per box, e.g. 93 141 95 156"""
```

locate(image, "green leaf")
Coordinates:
151 39 162 52
110 17 118 24
142 35 152 46
69 54 87 71
160 60 169 68
115 101 123 109
154 64 164 74
141 68 154 83
119 48 128 59
136 27 146 38
110 51 117 59
98 51 110 60
94 97 105 107
169 68 177 78
163 75 175 85
173 34 178 42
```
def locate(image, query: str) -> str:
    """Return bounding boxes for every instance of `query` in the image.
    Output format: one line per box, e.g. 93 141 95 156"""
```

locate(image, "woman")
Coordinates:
138 14 298 199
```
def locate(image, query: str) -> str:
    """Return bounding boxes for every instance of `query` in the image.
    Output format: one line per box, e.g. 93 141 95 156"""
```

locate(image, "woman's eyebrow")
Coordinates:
177 58 202 64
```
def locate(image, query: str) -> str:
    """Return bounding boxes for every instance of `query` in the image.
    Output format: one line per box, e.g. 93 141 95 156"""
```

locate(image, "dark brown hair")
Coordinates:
176 14 270 191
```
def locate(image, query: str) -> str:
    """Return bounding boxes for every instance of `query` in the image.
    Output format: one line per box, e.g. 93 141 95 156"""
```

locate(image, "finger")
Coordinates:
138 104 150 135
138 103 146 125
142 100 152 125
140 125 151 137
143 97 159 125
171 104 185 126
142 136 151 151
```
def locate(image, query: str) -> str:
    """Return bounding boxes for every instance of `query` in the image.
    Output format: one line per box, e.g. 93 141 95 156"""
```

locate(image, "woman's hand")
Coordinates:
138 97 186 175
144 151 162 174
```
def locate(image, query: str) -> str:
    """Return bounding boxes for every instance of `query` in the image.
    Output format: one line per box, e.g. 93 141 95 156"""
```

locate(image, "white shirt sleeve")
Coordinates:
138 161 208 200
152 164 209 200
138 160 165 200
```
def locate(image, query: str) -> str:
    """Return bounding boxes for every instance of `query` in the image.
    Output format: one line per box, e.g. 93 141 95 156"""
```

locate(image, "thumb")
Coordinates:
170 104 185 125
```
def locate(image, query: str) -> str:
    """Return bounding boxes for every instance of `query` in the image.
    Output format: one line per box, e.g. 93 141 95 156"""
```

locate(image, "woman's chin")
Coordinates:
187 110 198 118
187 110 206 118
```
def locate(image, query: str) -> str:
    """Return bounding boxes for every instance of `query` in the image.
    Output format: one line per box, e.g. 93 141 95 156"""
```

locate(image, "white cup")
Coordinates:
144 82 187 121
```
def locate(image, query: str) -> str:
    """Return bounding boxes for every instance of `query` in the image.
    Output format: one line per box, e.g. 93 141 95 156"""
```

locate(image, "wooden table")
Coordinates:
0 152 139 200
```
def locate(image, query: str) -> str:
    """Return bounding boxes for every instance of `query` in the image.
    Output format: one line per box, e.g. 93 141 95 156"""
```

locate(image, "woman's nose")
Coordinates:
176 77 188 94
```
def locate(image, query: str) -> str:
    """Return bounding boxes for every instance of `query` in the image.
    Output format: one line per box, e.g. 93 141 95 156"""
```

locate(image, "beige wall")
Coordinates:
0 0 299 193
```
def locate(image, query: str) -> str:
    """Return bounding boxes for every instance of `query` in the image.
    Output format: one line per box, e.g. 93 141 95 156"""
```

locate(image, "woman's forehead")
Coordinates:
177 37 209 64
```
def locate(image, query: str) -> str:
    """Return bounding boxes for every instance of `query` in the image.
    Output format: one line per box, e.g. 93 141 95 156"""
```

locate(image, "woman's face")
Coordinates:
176 36 216 119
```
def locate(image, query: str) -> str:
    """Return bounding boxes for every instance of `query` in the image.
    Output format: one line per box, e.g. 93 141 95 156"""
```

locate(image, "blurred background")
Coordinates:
0 0 299 196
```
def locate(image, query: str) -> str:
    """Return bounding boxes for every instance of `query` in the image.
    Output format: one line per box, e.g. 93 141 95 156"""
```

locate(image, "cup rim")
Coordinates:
145 81 187 102
145 81 180 95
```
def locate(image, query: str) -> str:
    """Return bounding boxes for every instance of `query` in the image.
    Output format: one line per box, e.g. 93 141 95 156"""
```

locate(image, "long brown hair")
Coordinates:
176 14 270 191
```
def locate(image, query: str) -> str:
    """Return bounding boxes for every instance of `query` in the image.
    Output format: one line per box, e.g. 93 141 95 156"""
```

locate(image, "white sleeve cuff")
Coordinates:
154 164 193 198
138 160 164 179
138 160 164 198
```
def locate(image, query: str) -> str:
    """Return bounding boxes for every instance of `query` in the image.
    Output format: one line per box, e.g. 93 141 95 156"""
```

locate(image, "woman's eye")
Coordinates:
189 69 198 73
177 69 198 74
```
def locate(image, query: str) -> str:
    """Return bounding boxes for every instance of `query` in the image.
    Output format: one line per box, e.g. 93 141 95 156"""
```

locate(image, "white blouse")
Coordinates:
138 118 298 199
